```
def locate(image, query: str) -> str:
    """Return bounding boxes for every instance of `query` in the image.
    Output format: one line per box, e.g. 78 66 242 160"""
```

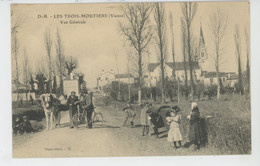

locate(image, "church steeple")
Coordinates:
198 22 208 63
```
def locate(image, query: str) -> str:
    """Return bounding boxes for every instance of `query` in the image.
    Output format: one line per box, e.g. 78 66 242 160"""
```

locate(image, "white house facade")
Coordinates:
203 72 238 87
147 61 201 87
97 71 115 90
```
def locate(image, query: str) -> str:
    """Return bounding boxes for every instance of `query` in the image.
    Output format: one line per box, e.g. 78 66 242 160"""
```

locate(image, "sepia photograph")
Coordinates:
10 1 251 158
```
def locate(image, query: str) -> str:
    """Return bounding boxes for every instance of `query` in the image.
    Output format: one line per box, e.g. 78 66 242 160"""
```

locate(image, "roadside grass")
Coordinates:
107 94 251 155
12 106 45 121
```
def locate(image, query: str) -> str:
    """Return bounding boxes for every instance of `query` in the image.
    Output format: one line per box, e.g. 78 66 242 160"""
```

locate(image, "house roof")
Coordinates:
166 62 200 70
204 72 228 78
227 74 238 80
115 73 134 79
99 71 115 77
148 63 160 72
148 61 200 72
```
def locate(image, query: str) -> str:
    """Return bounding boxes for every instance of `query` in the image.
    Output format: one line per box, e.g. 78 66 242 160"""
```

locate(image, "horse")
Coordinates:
53 102 70 127
40 93 57 130
148 105 178 137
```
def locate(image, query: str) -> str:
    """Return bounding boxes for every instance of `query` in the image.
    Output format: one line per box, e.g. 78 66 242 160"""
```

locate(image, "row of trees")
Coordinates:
118 2 250 103
118 2 200 103
105 77 243 104
12 9 79 99
41 28 79 95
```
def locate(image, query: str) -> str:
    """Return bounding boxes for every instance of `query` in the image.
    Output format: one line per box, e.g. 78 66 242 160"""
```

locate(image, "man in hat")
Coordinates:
67 91 79 128
84 92 94 128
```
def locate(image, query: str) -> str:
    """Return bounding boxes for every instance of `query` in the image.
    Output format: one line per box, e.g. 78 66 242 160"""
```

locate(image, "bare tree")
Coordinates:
154 2 168 103
181 2 197 100
181 18 188 100
35 61 48 94
169 11 181 103
119 3 153 104
169 12 176 79
22 48 30 102
208 9 228 99
127 51 142 77
11 6 24 34
234 25 244 95
65 56 78 76
12 32 20 102
11 7 24 102
244 27 250 94
114 51 121 100
127 50 132 102
44 29 53 93
55 28 65 94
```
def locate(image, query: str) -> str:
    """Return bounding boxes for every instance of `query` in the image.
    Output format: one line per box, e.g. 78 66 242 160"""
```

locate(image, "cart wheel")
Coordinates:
92 113 103 127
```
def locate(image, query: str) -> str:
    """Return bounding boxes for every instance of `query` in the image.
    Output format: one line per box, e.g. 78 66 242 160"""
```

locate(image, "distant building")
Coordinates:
12 80 35 101
203 72 238 87
97 70 115 90
226 73 239 87
115 73 135 84
147 61 201 87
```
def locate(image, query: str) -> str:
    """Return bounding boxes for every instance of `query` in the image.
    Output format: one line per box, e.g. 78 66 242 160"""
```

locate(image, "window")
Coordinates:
201 51 205 58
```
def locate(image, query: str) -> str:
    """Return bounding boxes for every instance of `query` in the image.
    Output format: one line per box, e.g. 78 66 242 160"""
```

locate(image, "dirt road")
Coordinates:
13 105 208 158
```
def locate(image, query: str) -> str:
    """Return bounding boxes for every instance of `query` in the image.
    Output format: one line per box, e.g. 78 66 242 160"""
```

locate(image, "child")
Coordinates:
140 103 152 136
166 108 182 149
13 117 23 135
122 102 136 128
22 116 35 133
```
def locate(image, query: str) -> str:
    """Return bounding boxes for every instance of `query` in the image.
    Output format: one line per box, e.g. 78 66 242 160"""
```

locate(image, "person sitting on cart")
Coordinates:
67 91 79 128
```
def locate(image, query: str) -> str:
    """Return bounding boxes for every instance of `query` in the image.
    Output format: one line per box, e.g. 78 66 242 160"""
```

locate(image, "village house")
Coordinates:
97 70 115 90
115 73 135 84
226 74 239 87
147 61 202 87
203 72 238 87
12 80 36 101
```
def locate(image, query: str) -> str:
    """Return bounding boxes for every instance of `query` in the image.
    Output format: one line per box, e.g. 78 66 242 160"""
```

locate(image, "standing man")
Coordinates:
67 91 79 128
85 92 94 128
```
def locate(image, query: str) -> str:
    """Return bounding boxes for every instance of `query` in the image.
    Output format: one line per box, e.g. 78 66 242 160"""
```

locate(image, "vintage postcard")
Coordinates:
11 1 250 158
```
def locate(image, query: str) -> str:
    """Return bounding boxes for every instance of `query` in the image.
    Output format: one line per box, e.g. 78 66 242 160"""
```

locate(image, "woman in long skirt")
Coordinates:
188 102 202 150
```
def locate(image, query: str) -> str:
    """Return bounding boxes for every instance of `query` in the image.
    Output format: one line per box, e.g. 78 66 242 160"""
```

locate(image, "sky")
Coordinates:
11 2 250 88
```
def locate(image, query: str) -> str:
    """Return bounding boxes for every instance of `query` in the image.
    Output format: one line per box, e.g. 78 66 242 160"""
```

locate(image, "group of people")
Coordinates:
122 102 208 151
13 116 35 135
65 91 94 129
